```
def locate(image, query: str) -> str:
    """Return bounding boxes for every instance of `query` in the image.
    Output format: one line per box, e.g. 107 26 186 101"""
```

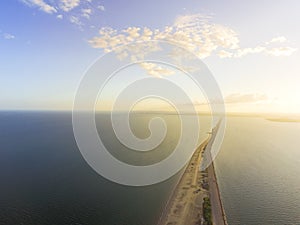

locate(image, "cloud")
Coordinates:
89 18 241 60
19 0 106 30
269 36 287 43
88 14 297 75
89 14 296 59
59 0 80 12
139 62 175 77
98 5 105 11
20 0 57 14
20 0 81 14
225 93 268 104
69 15 83 27
221 45 297 58
81 8 92 19
234 46 266 58
266 47 297 56
218 50 233 58
173 14 211 29
3 33 15 40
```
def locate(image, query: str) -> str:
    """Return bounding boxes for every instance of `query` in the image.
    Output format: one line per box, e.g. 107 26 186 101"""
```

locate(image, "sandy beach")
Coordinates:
158 121 227 225
157 139 210 225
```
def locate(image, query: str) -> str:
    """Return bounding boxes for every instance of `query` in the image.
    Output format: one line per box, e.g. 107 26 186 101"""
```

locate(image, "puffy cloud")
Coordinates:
270 36 287 43
89 18 241 60
20 0 57 14
88 13 297 74
81 8 92 19
217 50 233 58
234 46 266 58
98 5 105 11
3 33 15 40
225 93 268 104
90 14 282 58
266 47 297 56
123 27 141 39
69 15 83 27
173 14 211 30
20 0 107 30
139 62 175 77
229 44 297 58
59 0 80 12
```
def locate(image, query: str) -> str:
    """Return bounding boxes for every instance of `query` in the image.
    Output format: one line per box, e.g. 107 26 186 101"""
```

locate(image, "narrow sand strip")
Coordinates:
206 121 228 225
157 139 210 225
207 161 228 225
158 121 227 225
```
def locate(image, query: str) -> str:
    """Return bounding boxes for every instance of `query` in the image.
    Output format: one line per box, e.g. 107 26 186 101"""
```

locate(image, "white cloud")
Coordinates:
218 50 233 58
59 0 80 12
174 14 211 30
98 5 105 11
225 93 268 104
20 0 107 30
3 33 15 40
89 14 240 59
270 36 287 43
81 8 92 19
139 62 175 77
266 47 297 56
20 0 57 14
234 46 266 58
69 15 83 27
90 14 297 59
230 43 297 58
89 17 241 60
88 14 297 74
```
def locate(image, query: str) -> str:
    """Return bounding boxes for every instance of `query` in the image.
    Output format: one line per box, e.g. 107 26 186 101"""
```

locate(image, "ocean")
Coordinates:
0 111 209 225
215 117 300 225
0 112 299 224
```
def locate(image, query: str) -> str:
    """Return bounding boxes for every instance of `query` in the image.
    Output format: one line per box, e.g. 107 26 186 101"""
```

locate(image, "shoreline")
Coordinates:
157 120 227 225
206 120 228 225
157 139 210 225
207 160 228 225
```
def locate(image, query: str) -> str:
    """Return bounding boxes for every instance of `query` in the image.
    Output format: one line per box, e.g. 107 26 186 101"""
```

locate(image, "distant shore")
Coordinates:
266 117 300 123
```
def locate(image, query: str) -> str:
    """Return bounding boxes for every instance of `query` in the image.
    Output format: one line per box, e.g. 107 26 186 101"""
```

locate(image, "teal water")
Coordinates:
215 117 300 225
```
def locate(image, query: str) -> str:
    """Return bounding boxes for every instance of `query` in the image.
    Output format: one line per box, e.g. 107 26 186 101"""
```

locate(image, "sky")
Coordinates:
0 0 299 114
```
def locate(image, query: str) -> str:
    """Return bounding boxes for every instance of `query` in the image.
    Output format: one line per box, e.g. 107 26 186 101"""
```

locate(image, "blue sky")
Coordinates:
0 0 299 113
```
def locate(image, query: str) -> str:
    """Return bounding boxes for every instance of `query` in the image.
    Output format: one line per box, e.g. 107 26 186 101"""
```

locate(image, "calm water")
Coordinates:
0 111 210 225
1 112 299 224
215 117 300 225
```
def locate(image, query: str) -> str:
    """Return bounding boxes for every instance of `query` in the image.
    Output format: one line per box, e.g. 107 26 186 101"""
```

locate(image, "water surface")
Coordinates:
0 111 210 225
215 117 300 225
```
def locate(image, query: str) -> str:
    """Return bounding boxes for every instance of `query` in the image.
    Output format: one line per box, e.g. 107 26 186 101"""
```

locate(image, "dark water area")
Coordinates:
5 112 297 225
0 111 181 225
